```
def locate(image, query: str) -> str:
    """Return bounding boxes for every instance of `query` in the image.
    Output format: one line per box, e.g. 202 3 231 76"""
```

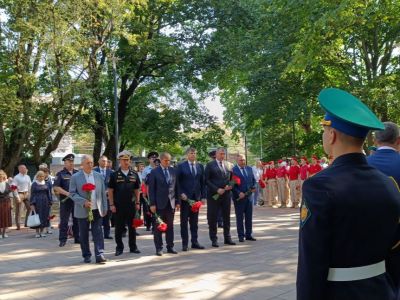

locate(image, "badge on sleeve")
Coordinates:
300 198 311 228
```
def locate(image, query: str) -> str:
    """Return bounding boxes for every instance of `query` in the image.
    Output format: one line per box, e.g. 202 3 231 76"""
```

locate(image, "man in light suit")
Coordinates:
93 155 113 239
176 147 206 251
148 152 180 256
205 147 236 247
69 154 108 264
232 154 257 242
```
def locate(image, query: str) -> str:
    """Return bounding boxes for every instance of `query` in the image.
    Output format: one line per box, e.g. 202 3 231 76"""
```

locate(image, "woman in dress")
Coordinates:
30 171 53 238
0 170 14 239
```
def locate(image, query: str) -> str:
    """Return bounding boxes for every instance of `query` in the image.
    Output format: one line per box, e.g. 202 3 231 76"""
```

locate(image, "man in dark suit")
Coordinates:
93 155 113 239
367 121 400 185
232 154 256 242
297 88 400 300
176 147 206 251
366 121 400 296
205 147 236 247
148 152 180 256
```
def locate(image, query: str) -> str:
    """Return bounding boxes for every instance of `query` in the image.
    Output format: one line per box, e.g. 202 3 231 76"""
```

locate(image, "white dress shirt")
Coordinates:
13 173 32 192
83 172 97 210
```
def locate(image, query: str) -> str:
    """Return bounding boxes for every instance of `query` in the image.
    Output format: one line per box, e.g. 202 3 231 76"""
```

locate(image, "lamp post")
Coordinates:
260 126 263 159
112 55 119 167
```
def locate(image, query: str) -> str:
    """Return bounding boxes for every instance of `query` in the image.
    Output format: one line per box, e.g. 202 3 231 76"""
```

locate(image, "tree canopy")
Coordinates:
1 0 399 173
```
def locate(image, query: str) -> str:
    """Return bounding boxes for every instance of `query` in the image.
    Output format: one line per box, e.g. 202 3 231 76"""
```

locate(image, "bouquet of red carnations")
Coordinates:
82 183 95 222
212 175 241 200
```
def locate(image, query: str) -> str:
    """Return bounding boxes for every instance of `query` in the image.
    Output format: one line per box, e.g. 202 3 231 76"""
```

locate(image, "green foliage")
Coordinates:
196 0 400 159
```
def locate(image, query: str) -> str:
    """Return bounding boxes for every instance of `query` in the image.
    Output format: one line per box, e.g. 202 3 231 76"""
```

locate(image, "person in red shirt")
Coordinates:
288 157 300 208
266 161 278 207
260 162 269 206
276 159 288 208
299 156 309 200
308 155 322 177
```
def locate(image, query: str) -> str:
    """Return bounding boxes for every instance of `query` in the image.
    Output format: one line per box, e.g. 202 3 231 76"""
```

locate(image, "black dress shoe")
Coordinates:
74 239 80 244
217 223 223 228
224 240 236 245
59 241 66 247
191 243 205 249
146 227 151 231
83 256 91 263
239 238 245 242
104 236 113 240
246 237 257 241
182 246 188 251
156 250 163 256
130 248 141 254
136 232 140 236
96 254 107 264
211 241 219 247
167 248 178 254
115 249 123 256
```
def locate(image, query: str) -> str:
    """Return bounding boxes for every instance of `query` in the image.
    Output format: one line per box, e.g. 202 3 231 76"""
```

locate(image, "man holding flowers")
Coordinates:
205 147 236 247
176 147 206 252
108 150 141 257
148 152 180 256
232 154 257 242
69 155 108 264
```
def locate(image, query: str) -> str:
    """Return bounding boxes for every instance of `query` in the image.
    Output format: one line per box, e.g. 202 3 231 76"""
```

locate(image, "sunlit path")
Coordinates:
0 206 299 300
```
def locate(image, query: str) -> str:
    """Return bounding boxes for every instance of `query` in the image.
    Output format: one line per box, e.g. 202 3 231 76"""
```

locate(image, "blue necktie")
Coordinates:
242 167 248 178
190 163 196 176
164 168 170 184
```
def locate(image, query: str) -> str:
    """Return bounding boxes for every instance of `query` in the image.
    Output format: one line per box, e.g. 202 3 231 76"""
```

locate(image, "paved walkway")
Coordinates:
0 206 299 300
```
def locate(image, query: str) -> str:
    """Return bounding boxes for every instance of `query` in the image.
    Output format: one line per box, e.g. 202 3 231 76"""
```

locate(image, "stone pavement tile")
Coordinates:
0 205 299 300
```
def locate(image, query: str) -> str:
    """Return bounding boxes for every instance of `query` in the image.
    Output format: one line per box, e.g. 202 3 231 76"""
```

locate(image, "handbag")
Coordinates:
27 211 41 228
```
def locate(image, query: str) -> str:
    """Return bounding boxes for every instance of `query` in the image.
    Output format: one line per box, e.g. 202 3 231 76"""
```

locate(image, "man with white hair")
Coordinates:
69 155 108 264
12 164 31 229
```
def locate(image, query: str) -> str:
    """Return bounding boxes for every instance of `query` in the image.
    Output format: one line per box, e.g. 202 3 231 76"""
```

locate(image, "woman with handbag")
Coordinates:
0 170 14 239
30 171 53 238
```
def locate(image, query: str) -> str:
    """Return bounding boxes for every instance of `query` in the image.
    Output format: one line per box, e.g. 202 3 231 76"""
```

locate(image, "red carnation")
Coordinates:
141 183 147 195
232 175 241 185
132 218 144 228
82 183 96 192
132 211 144 228
10 184 17 191
191 201 203 213
82 183 95 222
157 222 168 232
258 179 266 189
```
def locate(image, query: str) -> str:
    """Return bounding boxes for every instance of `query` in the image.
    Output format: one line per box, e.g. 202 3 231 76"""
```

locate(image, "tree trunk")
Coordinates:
0 122 4 169
102 77 139 161
93 111 105 163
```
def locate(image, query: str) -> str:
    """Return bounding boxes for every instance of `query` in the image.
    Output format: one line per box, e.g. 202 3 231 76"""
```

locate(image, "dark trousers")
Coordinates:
59 199 79 242
77 209 104 258
102 210 111 237
180 200 199 246
114 210 137 251
207 193 231 242
217 208 223 226
233 197 253 239
153 205 175 251
141 195 153 229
